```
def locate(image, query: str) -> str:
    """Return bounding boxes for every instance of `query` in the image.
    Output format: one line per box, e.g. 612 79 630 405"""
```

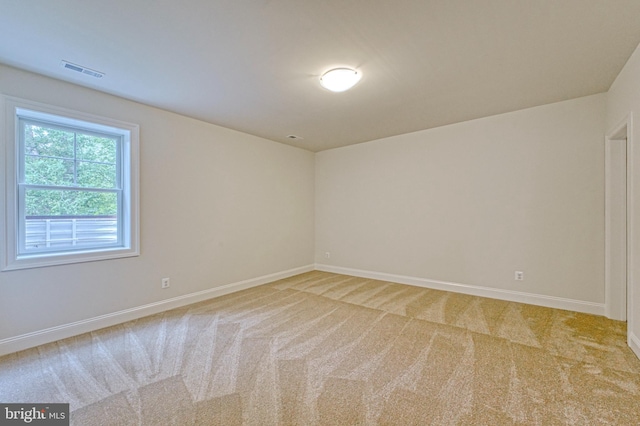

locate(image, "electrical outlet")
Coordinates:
515 271 524 281
161 277 170 289
325 252 331 259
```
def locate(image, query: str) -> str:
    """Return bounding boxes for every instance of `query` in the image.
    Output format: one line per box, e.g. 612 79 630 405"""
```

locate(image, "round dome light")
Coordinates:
320 68 361 92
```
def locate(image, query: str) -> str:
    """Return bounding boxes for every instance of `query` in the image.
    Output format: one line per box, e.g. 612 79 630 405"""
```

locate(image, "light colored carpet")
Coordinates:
1 271 639 425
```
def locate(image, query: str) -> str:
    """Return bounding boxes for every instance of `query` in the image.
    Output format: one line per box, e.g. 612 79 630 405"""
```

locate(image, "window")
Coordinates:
2 97 139 270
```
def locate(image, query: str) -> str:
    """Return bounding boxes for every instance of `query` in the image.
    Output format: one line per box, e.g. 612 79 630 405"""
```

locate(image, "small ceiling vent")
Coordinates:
60 60 104 78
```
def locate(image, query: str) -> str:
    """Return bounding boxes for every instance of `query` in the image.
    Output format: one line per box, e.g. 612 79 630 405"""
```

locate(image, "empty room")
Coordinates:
1 1 640 424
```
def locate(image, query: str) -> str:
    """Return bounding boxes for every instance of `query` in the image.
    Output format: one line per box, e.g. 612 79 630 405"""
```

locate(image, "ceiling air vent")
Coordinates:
60 60 104 78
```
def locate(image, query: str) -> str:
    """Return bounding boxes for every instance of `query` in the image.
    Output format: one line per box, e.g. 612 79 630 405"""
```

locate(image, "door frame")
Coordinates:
604 114 633 336
605 115 633 321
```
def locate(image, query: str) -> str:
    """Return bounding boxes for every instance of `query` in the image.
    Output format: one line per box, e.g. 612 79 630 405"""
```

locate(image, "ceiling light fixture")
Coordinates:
320 68 361 92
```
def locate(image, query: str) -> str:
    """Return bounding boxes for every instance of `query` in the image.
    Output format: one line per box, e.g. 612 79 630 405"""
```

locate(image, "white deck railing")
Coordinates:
25 217 118 249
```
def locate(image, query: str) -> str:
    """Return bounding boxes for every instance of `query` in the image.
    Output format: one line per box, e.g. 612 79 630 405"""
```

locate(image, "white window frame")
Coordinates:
2 96 139 270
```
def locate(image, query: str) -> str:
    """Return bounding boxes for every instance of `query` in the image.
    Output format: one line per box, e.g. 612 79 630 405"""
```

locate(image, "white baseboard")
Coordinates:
315 264 605 316
630 332 640 360
0 264 314 357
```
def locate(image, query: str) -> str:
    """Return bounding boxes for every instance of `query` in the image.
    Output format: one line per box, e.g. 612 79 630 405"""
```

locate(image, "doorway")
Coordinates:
604 114 633 352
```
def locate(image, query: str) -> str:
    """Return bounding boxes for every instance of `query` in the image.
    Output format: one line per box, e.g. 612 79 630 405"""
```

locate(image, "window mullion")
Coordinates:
73 131 78 186
17 118 26 185
22 183 119 194
17 183 26 255
116 136 122 189
17 119 26 255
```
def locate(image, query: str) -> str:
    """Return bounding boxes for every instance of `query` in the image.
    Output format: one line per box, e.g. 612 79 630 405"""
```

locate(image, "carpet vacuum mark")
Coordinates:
1 271 639 425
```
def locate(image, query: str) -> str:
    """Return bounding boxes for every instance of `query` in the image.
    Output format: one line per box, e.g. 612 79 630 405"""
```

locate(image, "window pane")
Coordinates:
25 188 117 216
24 156 75 186
77 134 117 163
23 189 119 252
23 123 74 158
77 162 117 188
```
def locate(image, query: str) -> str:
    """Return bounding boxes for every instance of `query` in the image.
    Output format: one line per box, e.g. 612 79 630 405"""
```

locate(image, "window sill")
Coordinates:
2 247 139 271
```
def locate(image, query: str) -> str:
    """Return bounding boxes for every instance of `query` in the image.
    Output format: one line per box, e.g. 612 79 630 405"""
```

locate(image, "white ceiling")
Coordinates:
1 1 640 152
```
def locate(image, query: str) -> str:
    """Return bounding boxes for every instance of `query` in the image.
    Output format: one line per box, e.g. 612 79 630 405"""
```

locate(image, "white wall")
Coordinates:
0 65 315 350
0 60 626 355
316 94 606 309
607 42 640 357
